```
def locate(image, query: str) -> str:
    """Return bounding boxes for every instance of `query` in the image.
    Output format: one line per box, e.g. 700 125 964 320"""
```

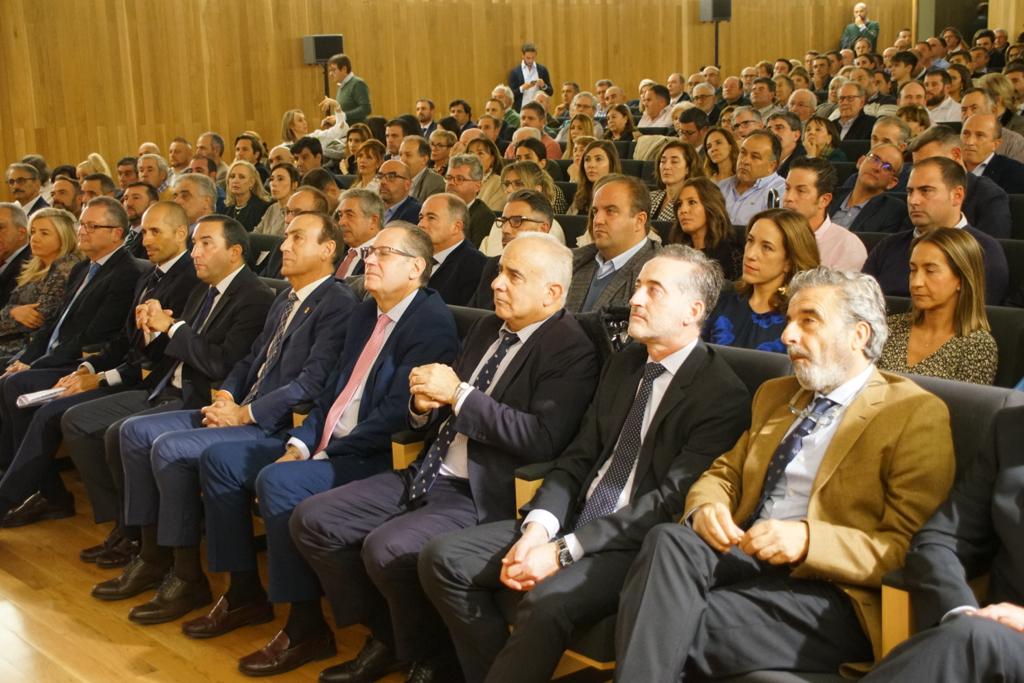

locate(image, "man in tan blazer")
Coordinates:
613 267 955 681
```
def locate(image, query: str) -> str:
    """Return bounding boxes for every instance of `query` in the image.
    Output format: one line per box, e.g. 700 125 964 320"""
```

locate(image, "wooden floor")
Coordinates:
0 471 406 683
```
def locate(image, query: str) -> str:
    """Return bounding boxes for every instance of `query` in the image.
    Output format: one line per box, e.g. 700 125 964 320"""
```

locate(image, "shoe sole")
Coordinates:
238 642 337 678
183 608 276 639
95 556 133 570
91 577 163 602
128 594 214 625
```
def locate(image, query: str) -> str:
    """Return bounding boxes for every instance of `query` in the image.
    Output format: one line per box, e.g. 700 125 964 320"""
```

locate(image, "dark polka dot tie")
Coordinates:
744 395 838 528
573 362 666 531
243 292 298 405
408 330 521 501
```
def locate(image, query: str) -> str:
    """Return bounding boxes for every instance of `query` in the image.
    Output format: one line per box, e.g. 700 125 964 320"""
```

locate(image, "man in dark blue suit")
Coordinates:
291 232 602 683
419 193 487 306
0 197 149 522
189 224 459 677
0 202 197 534
508 42 553 112
962 113 1024 194
95 213 357 625
378 160 422 225
334 189 383 279
0 203 31 309
827 143 907 233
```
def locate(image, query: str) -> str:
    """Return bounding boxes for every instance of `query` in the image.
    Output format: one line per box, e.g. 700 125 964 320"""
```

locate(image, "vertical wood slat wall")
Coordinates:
1 0 919 170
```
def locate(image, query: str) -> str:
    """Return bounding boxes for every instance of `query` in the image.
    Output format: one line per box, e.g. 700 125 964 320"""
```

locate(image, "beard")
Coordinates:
926 93 946 107
788 341 854 393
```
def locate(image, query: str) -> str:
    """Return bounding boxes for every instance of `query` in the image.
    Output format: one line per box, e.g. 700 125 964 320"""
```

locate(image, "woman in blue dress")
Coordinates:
704 208 820 352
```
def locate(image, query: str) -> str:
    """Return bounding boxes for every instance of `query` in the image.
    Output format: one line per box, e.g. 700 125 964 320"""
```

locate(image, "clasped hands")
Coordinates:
135 299 174 335
500 522 560 592
693 502 809 565
408 363 461 414
965 603 1024 632
201 390 252 428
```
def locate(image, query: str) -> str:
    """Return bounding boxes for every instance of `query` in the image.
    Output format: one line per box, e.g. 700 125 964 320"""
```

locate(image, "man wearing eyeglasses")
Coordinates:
835 82 876 140
292 231 600 683
186 224 458 677
376 160 422 225
443 154 492 248
5 163 48 215
417 193 487 307
828 143 905 233
690 83 721 125
400 136 445 203
334 188 383 279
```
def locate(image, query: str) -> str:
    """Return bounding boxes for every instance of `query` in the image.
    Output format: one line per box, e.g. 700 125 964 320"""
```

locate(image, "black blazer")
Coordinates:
981 154 1024 195
389 195 423 225
229 196 272 232
152 266 275 407
22 246 149 368
123 228 148 259
413 309 601 522
828 189 908 233
523 341 751 554
219 279 358 434
467 199 496 248
468 256 499 310
902 406 1024 628
509 63 553 111
0 246 31 309
840 111 877 140
88 253 199 379
429 239 488 306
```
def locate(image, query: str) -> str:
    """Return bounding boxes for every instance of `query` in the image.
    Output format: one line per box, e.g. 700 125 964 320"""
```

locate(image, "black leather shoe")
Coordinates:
96 538 139 569
319 637 403 683
91 556 167 601
128 574 213 625
80 528 127 563
2 492 75 528
239 628 336 677
404 659 441 683
182 595 274 638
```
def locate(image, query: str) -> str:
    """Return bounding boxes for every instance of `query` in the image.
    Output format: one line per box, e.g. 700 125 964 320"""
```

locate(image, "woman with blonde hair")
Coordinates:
429 129 458 176
879 228 997 384
703 127 739 182
76 153 112 182
0 208 82 359
224 161 271 231
563 114 596 182
570 139 621 215
649 140 704 221
281 108 308 144
477 161 568 255
352 139 385 191
703 208 820 352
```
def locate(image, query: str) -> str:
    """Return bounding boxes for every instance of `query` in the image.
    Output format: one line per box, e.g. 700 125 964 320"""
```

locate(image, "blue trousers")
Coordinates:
199 439 388 603
119 409 266 546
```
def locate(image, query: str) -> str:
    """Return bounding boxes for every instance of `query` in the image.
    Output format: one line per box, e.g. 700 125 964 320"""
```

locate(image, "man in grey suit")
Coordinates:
401 136 445 202
565 175 659 313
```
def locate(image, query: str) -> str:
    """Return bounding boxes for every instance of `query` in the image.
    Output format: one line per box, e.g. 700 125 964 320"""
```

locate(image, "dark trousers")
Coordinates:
199 439 388 603
291 471 478 663
862 615 1024 682
60 390 182 528
0 368 78 510
420 519 636 683
614 523 872 681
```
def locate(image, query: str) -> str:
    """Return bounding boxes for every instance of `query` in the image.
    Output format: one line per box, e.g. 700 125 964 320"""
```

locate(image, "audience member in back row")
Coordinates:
420 245 751 683
292 232 600 682
703 127 739 183
860 403 1024 682
224 161 271 232
863 157 1008 304
254 163 300 236
649 140 704 221
718 131 788 226
877 227 997 385
667 177 743 281
784 157 867 270
703 208 820 353
566 175 660 313
569 140 620 217
614 267 954 682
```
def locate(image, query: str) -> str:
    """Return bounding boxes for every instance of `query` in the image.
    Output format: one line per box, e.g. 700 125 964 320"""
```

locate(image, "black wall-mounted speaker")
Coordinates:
302 35 344 65
699 0 731 22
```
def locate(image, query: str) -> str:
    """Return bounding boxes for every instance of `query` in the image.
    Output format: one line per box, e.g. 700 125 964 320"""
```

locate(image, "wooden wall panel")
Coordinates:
1 0 914 178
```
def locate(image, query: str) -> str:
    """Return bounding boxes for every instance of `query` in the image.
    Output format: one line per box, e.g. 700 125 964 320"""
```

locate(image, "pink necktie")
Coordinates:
315 313 393 453
335 249 358 278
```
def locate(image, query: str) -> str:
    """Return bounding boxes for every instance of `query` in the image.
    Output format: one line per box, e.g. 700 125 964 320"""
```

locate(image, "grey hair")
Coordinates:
448 154 483 181
571 92 598 110
508 232 572 302
138 153 169 174
383 221 434 285
840 81 866 98
829 76 849 92
733 106 762 124
492 84 514 103
654 244 725 326
340 188 385 226
512 127 542 142
874 115 913 146
787 267 889 361
692 83 716 97
173 172 216 203
0 202 28 229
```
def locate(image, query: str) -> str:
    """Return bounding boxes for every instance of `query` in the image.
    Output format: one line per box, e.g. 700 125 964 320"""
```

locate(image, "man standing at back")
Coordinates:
322 53 371 125
567 175 659 313
509 42 552 112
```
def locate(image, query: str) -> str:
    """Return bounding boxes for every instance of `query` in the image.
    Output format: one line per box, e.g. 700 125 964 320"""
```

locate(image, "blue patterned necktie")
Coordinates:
147 286 217 402
573 362 666 530
744 395 838 527
46 261 101 352
408 330 521 501
243 292 298 405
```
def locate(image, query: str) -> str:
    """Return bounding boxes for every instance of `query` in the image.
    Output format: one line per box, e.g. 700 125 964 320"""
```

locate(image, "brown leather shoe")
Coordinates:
91 556 166 601
182 595 274 639
128 574 213 625
2 492 75 528
238 629 336 677
96 538 140 569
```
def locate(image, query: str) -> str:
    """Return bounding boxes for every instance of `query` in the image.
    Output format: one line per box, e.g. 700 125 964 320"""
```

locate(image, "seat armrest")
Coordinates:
514 461 556 481
513 462 557 518
391 430 423 470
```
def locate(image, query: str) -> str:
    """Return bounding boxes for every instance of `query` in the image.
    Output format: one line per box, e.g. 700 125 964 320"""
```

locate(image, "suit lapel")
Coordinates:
810 369 888 495
204 268 252 330
488 311 562 400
